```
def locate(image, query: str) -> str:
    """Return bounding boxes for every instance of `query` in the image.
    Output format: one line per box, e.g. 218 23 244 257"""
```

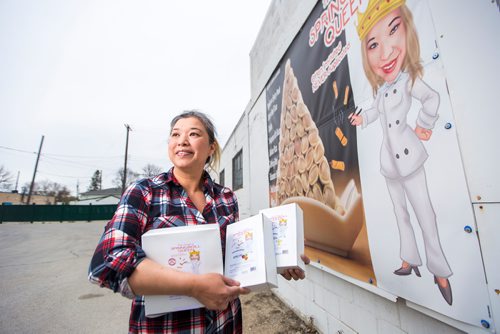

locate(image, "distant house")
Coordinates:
77 187 121 205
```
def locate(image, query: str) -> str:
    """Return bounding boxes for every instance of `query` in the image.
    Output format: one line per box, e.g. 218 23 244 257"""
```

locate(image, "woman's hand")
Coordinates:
348 112 363 126
281 254 310 281
191 273 250 311
415 126 432 141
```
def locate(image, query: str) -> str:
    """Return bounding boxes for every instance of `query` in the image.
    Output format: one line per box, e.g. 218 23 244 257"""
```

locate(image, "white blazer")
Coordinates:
362 72 440 179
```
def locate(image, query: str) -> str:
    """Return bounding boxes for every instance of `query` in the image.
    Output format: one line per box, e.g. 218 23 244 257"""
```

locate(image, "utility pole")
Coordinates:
27 135 44 204
122 124 132 194
14 171 20 192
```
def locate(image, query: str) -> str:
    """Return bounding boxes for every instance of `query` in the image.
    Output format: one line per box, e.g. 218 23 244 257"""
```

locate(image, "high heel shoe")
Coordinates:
393 265 421 277
434 276 453 306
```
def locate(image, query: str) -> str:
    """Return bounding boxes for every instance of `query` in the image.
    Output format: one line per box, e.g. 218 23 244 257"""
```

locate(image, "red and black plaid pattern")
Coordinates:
88 167 242 333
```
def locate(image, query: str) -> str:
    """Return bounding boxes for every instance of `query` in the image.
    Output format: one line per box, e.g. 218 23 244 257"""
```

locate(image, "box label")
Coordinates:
167 242 202 274
227 228 257 276
268 214 290 256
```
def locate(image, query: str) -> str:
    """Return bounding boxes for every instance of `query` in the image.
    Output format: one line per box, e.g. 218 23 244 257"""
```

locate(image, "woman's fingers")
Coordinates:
281 268 305 281
281 254 309 281
282 271 292 281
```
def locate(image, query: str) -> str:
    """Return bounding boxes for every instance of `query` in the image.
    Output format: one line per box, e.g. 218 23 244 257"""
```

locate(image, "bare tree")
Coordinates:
22 180 75 203
37 179 59 196
55 186 75 204
142 164 163 178
112 167 140 188
0 165 13 191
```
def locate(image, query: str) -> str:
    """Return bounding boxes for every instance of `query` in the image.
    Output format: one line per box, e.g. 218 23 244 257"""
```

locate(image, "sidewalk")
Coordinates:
0 221 316 333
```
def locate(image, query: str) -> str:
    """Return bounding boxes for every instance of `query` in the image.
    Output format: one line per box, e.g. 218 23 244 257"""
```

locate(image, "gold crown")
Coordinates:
189 250 200 256
357 0 405 40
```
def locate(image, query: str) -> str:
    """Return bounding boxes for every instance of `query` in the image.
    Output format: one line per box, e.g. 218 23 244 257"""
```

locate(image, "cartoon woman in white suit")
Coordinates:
189 249 201 274
349 0 453 305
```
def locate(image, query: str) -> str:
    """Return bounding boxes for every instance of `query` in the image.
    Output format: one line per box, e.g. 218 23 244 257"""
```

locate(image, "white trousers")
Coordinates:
386 167 452 278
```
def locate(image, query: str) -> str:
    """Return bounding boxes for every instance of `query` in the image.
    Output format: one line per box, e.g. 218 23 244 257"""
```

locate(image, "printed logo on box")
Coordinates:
268 215 290 255
167 243 202 274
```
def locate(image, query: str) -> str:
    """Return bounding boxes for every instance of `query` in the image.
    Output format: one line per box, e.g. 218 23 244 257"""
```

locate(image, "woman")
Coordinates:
349 1 453 305
89 110 308 333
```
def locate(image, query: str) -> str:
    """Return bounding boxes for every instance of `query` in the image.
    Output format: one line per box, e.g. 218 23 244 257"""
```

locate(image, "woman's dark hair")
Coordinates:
170 110 221 171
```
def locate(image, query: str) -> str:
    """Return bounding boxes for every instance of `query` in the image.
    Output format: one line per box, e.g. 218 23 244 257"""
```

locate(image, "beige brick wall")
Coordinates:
0 192 56 205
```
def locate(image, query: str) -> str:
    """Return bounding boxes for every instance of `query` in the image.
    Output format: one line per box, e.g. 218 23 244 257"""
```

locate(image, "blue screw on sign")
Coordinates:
445 123 452 129
481 320 490 328
464 226 473 233
432 52 439 59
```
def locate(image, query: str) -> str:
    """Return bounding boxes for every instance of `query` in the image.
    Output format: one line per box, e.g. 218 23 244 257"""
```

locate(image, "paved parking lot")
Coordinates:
0 221 130 333
0 220 315 334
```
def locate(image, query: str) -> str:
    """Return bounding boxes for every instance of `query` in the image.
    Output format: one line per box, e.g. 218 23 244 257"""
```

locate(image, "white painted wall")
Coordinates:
219 112 251 218
249 0 317 102
221 0 499 333
273 264 480 334
76 196 119 205
247 93 270 215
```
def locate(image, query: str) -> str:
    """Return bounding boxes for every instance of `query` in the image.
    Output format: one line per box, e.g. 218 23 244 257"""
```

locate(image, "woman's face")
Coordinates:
365 7 406 84
168 116 214 172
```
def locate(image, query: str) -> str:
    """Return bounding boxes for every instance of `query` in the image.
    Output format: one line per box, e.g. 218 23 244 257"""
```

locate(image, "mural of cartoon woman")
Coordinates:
349 0 453 305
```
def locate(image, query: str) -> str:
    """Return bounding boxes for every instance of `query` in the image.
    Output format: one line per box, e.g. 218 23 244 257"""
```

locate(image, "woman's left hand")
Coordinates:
415 126 432 141
281 254 310 281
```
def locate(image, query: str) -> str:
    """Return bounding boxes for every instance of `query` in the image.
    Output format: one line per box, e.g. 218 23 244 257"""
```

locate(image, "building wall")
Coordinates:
274 265 469 334
249 0 317 102
221 0 499 333
247 93 270 215
220 112 251 218
0 192 56 205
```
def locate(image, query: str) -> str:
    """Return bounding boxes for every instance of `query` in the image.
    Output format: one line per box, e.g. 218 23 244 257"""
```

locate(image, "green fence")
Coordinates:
0 204 117 223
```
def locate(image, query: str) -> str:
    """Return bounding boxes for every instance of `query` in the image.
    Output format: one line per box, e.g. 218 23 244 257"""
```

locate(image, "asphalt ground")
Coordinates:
0 221 315 334
1 221 133 333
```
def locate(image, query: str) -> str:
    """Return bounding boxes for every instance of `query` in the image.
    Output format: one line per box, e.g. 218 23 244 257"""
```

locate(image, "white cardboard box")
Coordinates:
260 203 305 274
141 224 223 317
224 213 278 291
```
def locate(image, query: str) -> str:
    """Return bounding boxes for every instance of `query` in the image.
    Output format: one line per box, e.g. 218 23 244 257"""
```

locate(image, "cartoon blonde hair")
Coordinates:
189 250 200 256
360 4 423 95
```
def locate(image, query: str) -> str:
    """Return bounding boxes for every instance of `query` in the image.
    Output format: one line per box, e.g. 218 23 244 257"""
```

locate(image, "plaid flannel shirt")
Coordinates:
88 167 242 333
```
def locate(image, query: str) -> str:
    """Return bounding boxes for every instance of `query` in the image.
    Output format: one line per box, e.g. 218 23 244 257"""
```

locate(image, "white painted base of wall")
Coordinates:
272 265 491 334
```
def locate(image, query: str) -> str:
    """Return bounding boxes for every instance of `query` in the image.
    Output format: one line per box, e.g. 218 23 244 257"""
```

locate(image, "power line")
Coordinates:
0 145 123 159
0 145 36 155
37 170 92 179
42 152 123 159
41 155 117 170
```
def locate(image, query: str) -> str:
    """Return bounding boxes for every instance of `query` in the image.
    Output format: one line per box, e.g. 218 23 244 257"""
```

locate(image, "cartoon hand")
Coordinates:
415 126 432 141
348 112 363 126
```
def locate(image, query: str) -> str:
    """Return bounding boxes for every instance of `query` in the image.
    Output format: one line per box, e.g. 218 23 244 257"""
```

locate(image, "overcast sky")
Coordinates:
0 0 271 195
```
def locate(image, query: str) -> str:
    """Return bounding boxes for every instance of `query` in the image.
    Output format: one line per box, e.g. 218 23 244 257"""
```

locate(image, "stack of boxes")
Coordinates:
141 203 304 316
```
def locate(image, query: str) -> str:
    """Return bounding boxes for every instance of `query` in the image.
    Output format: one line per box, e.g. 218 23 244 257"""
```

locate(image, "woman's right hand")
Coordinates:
190 273 250 311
